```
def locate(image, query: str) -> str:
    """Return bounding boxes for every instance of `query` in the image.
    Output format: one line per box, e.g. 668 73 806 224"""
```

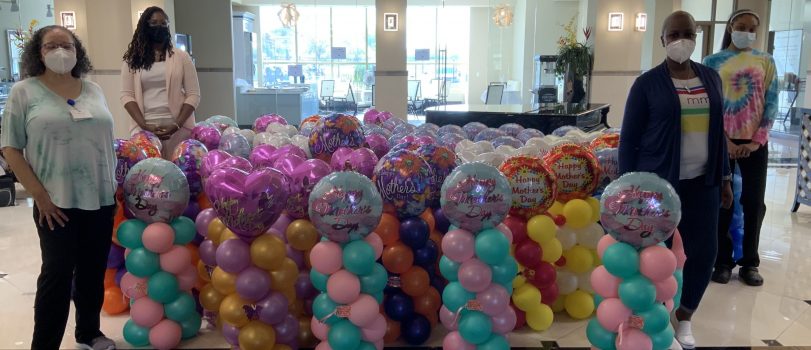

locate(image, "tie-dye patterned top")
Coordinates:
702 49 778 145
0 78 116 210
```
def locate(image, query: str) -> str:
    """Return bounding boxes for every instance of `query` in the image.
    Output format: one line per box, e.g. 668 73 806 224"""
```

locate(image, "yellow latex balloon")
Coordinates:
251 234 286 271
239 320 277 350
220 229 237 242
527 215 557 244
211 267 237 295
286 219 319 251
548 201 564 216
591 249 602 266
219 293 250 327
563 199 593 229
564 290 595 319
197 260 212 282
280 286 297 305
207 219 226 244
199 283 225 311
585 197 601 222
270 258 299 289
512 284 542 311
525 304 554 331
512 275 527 289
551 295 566 313
564 245 594 274
540 238 563 263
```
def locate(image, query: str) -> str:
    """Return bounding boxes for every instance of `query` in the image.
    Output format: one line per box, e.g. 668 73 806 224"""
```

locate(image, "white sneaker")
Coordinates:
675 321 695 349
669 337 683 350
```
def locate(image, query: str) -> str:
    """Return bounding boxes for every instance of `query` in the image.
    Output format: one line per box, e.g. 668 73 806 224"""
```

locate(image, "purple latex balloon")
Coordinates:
492 136 523 149
198 239 217 266
365 134 390 159
115 267 126 286
219 133 252 159
491 306 517 334
195 208 217 237
200 149 232 183
216 238 251 273
222 322 240 345
257 292 289 325
249 144 278 169
236 266 272 302
205 167 290 239
182 201 200 220
286 245 305 269
107 244 125 268
517 128 544 143
192 125 222 151
295 271 318 300
271 214 293 235
474 128 508 142
284 159 332 219
463 122 487 140
274 314 300 345
498 123 525 137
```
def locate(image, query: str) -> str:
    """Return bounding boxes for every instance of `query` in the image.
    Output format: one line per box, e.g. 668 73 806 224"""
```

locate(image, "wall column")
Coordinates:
375 0 407 119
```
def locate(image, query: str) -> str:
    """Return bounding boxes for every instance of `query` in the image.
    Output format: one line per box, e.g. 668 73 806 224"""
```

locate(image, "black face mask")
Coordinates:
147 25 170 43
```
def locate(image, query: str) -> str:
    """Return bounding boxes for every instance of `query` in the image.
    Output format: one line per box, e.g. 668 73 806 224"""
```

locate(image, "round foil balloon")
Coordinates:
498 123 524 137
595 148 619 188
171 139 209 196
463 122 487 140
543 144 601 201
363 109 382 125
438 125 466 137
123 158 190 224
517 129 544 144
308 113 365 161
474 128 508 142
499 156 557 218
600 172 682 248
492 136 523 149
301 115 321 131
438 133 466 151
206 115 238 132
373 149 432 218
130 130 162 151
309 171 383 243
114 139 148 186
205 167 290 240
440 162 512 232
415 144 457 209
191 125 222 151
551 126 578 137
590 133 620 152
219 133 252 159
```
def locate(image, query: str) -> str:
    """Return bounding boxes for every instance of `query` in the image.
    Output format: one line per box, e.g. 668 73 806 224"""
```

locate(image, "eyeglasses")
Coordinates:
42 42 75 50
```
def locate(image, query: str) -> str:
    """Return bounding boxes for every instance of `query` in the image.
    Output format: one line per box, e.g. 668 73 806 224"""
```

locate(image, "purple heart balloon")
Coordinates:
285 159 332 219
277 144 308 160
205 167 290 240
249 144 278 169
220 156 254 173
273 153 307 176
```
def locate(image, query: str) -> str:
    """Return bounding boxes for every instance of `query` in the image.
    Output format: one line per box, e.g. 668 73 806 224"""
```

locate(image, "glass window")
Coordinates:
681 0 713 21
715 0 733 21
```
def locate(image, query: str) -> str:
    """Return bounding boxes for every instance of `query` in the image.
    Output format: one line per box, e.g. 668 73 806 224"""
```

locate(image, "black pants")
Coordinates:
716 141 768 269
32 204 115 350
675 176 719 312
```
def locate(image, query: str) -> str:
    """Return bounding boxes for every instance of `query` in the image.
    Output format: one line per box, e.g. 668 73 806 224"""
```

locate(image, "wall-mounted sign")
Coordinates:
384 13 398 31
60 11 76 30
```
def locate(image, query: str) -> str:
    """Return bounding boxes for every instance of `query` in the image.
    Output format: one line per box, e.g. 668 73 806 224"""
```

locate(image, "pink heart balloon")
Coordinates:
249 144 278 169
220 156 253 173
200 149 232 182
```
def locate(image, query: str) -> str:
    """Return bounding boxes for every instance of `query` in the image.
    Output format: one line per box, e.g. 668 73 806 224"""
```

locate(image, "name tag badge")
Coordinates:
70 108 92 121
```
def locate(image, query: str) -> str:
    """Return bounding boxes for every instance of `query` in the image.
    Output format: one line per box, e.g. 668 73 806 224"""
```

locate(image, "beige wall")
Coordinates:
376 0 407 119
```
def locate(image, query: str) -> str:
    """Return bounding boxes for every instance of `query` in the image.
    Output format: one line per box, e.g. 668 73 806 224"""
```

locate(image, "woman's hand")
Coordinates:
33 192 69 230
721 180 733 209
155 125 179 140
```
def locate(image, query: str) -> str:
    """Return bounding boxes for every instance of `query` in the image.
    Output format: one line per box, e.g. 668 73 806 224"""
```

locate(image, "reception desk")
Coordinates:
425 103 610 134
235 85 319 127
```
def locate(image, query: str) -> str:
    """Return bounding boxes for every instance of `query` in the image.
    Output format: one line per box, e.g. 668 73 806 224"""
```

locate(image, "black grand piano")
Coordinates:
424 103 610 135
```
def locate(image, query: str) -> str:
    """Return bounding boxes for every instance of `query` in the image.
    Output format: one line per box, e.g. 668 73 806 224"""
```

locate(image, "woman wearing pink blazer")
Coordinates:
121 6 200 158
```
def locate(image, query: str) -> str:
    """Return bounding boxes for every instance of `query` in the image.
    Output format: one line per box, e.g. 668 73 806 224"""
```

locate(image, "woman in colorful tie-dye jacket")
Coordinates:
703 9 778 288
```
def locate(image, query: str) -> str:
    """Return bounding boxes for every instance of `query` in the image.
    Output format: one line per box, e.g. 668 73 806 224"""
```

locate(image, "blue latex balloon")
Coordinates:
123 319 150 346
147 271 179 304
401 314 432 345
618 275 657 312
310 269 328 292
180 313 202 340
458 310 493 345
491 257 518 287
171 216 197 245
431 275 446 294
125 248 160 278
475 228 510 265
400 217 430 250
478 334 510 350
440 162 512 232
433 207 451 233
650 325 675 350
164 292 197 322
343 240 376 276
414 240 438 268
313 293 339 325
602 242 640 278
638 303 670 334
442 281 475 312
328 320 362 350
360 263 388 294
586 318 617 350
384 291 414 322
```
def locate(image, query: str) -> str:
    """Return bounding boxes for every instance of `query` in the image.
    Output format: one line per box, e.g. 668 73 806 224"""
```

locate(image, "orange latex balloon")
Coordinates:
199 283 225 312
429 231 443 251
425 311 438 327
198 193 212 210
401 266 430 297
384 316 401 343
187 244 200 267
414 287 441 317
420 210 436 233
286 219 318 251
382 243 414 274
197 260 212 282
104 269 117 289
375 213 400 245
102 286 128 315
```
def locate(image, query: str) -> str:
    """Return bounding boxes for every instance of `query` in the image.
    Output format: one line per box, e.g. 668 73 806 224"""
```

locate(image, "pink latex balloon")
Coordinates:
315 342 333 350
671 229 687 269
142 223 176 254
616 328 653 350
311 316 329 341
149 319 182 350
327 270 361 304
476 284 510 316
440 305 457 330
177 265 198 291
374 339 384 350
458 259 493 293
131 297 164 328
310 241 343 275
596 298 632 332
639 245 677 282
159 246 192 275
591 266 621 299
496 223 513 245
120 272 147 299
360 314 387 342
665 299 675 312
654 276 678 302
442 229 476 263
443 331 476 350
490 306 517 334
349 294 380 328
365 233 384 260
597 234 618 259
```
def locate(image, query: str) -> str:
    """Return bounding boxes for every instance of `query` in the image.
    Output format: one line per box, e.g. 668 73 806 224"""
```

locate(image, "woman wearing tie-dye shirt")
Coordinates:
703 9 778 287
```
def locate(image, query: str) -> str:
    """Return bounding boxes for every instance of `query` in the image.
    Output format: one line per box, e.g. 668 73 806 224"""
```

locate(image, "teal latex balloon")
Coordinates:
491 257 518 287
594 294 604 308
357 341 377 350
118 220 147 249
313 293 339 325
475 228 510 266
373 290 384 304
171 216 197 245
587 318 617 350
180 313 202 340
125 248 160 278
343 240 376 276
359 263 388 294
650 324 675 350
602 242 640 278
442 282 475 311
148 271 180 303
310 269 328 292
165 292 196 322
458 310 493 345
478 334 510 350
639 303 670 334
123 319 150 346
328 320 362 350
619 275 657 312
439 255 460 281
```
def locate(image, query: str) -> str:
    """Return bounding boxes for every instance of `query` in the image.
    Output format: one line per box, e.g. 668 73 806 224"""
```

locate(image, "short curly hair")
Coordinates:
21 25 92 78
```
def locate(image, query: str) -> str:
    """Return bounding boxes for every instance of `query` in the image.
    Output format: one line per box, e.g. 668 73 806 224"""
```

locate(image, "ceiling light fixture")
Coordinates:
492 3 513 27
278 3 299 28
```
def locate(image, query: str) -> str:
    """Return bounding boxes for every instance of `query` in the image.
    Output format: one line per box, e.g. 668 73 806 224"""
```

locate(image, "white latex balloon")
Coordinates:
577 272 595 293
237 129 256 145
223 126 240 136
473 140 495 154
556 270 579 295
557 228 578 250
574 224 603 249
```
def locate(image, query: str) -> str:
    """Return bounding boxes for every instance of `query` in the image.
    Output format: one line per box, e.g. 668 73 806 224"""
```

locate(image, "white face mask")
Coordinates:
665 39 696 64
43 48 77 75
731 31 756 49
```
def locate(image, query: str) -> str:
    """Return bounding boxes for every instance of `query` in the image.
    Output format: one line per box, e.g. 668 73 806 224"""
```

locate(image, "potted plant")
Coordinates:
555 16 592 104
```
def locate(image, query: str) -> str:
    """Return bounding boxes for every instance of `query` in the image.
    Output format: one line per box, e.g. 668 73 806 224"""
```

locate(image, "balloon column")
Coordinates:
588 172 684 350
308 171 388 350
119 158 201 350
438 162 517 350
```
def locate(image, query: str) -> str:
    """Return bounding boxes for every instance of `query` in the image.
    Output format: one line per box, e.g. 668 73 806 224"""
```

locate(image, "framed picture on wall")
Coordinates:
384 13 398 31
608 12 623 31
60 11 76 30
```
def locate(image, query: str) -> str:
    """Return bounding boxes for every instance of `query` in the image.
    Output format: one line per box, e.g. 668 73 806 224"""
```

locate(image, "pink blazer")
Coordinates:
120 49 201 134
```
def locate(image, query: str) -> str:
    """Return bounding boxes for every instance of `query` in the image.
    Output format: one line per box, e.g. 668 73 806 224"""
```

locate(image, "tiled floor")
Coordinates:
1 166 809 349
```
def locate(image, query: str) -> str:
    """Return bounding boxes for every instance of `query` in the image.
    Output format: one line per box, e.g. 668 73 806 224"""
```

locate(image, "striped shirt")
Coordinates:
673 77 709 180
